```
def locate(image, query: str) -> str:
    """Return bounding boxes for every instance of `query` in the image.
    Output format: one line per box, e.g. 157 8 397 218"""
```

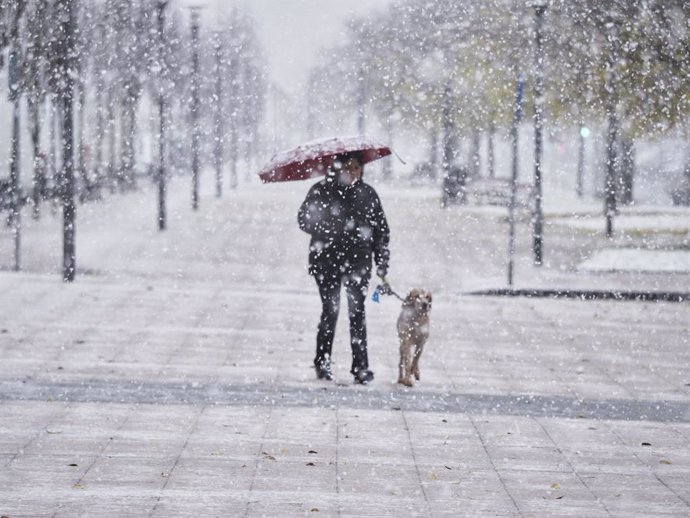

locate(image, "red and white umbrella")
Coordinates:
258 136 392 183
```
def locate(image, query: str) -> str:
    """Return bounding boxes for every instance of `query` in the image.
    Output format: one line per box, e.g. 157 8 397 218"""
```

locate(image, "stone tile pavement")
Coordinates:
0 178 689 516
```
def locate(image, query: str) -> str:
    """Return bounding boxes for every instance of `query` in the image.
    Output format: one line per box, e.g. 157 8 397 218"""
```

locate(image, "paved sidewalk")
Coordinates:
1 178 689 516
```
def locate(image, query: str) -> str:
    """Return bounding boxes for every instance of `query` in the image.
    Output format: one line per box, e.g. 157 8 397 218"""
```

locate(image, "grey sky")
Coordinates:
186 0 392 95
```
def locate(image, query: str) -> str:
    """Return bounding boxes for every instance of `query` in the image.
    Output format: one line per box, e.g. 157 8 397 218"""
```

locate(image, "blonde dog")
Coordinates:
397 288 432 387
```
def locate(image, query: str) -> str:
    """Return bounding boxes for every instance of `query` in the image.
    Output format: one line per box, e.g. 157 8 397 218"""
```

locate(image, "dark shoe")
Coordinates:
354 369 374 385
315 362 334 381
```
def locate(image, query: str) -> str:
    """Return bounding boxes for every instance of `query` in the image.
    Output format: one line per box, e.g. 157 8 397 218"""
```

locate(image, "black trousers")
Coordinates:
313 269 370 375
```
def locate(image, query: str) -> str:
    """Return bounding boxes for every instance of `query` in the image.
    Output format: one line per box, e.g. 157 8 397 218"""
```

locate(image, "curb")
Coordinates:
465 288 690 303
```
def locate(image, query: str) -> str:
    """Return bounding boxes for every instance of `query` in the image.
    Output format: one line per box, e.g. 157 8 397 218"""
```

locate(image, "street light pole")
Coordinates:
577 126 584 197
189 7 201 211
508 74 524 286
532 3 547 266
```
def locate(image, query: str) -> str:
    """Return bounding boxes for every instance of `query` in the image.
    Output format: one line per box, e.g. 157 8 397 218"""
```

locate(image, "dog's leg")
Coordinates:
411 342 424 381
398 337 413 387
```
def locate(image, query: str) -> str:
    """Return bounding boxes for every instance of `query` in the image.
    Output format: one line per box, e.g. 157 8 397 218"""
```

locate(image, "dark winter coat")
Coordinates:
298 175 390 279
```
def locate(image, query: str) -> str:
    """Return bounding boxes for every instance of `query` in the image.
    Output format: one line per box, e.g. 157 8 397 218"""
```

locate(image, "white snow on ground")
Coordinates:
579 248 690 273
556 213 690 232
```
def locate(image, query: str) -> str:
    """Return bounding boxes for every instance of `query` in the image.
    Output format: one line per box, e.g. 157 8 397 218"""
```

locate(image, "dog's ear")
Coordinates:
404 289 417 305
427 292 433 304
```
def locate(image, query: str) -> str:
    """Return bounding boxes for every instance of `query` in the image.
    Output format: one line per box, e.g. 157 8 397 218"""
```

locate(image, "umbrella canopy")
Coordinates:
258 136 392 183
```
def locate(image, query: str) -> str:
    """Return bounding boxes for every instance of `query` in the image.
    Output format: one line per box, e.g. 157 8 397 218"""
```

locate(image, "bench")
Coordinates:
464 177 534 208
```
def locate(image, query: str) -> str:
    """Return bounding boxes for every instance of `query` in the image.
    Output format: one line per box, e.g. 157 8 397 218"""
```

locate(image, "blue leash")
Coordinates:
371 283 404 303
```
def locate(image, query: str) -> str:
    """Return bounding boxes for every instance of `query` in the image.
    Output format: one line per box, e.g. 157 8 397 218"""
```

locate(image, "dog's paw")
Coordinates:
412 367 419 381
398 377 414 387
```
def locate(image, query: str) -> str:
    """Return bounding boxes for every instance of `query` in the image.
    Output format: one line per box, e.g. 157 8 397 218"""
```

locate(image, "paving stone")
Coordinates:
1 181 688 516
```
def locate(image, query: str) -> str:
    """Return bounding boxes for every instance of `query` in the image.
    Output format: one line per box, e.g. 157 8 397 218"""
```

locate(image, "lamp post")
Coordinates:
532 2 547 266
508 74 525 286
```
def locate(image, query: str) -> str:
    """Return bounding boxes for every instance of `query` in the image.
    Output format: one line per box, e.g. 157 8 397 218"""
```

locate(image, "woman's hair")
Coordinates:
339 151 364 165
329 151 364 175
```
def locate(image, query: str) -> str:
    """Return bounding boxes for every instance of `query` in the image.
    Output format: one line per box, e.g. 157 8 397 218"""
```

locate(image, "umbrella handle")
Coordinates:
391 149 406 165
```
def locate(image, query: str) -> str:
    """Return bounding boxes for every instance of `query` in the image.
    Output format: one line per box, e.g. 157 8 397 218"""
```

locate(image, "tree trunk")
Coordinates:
229 119 238 190
213 39 223 198
190 10 200 209
383 111 393 180
487 122 495 178
77 79 90 201
107 94 117 193
49 95 60 200
470 130 481 178
357 65 366 135
605 109 619 237
119 98 137 192
243 135 253 178
618 136 634 205
94 74 105 189
8 79 21 271
604 23 620 238
228 51 239 189
442 84 454 179
576 125 585 197
128 97 139 190
28 97 43 220
247 132 254 172
429 124 438 180
57 0 76 282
